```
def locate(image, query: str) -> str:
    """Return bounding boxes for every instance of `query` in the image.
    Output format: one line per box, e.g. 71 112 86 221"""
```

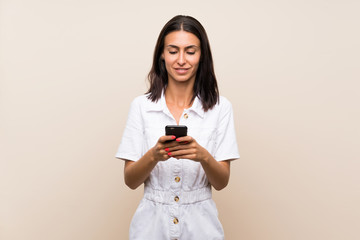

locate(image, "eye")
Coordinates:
169 51 177 55
187 51 195 55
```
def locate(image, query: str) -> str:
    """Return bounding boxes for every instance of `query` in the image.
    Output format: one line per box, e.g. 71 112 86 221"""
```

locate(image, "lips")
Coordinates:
174 68 190 74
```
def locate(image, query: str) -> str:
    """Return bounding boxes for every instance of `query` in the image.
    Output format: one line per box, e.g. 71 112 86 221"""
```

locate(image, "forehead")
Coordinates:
164 30 200 47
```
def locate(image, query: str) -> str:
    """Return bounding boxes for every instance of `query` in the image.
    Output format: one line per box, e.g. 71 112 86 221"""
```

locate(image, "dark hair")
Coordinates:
146 15 219 111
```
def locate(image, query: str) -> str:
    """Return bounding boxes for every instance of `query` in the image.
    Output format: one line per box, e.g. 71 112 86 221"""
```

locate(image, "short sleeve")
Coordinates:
214 98 240 161
115 97 144 161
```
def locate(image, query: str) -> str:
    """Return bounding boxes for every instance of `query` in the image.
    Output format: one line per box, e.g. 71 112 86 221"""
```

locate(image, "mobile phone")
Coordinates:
165 125 187 138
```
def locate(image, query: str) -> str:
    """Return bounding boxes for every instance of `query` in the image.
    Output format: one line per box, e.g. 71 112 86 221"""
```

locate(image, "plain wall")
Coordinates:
1 0 359 239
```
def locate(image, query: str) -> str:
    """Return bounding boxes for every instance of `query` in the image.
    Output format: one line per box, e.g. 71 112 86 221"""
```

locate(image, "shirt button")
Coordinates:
174 176 180 182
173 217 179 224
174 196 179 202
183 113 188 119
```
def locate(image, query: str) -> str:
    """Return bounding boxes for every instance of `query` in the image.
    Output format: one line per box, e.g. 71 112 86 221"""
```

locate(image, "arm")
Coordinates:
123 151 157 190
200 154 231 191
123 135 177 189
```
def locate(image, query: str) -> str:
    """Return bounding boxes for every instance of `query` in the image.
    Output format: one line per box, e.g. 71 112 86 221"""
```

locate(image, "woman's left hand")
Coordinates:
165 136 210 163
167 135 231 190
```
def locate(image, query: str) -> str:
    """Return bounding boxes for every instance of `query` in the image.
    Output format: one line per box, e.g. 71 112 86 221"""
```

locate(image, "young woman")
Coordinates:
116 15 240 240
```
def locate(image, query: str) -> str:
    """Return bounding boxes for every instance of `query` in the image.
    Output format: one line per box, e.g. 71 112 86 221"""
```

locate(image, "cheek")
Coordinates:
191 58 201 69
190 54 201 65
164 55 176 66
162 58 171 69
164 60 173 71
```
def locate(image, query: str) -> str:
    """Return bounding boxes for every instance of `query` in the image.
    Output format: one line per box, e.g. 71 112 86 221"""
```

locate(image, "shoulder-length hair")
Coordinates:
146 15 219 111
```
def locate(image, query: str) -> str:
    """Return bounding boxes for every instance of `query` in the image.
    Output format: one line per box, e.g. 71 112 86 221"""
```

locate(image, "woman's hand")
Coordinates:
164 136 211 163
124 134 179 189
165 136 231 190
150 135 180 162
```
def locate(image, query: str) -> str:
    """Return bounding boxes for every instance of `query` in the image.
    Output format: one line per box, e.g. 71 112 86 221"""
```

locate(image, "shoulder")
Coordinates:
219 96 232 106
126 95 148 115
214 96 233 112
131 94 149 104
129 94 151 108
129 94 162 111
203 96 233 120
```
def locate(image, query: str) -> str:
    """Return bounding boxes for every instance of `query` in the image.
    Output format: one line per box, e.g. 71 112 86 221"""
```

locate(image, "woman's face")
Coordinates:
162 30 201 84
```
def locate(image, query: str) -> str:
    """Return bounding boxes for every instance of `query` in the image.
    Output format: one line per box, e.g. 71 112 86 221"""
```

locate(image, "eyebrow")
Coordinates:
166 44 199 50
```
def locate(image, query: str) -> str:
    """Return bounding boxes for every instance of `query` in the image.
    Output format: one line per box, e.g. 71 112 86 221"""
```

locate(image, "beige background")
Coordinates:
1 0 359 239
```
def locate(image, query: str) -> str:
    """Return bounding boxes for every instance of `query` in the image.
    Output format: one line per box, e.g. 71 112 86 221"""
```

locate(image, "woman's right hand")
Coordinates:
124 135 179 189
150 135 177 162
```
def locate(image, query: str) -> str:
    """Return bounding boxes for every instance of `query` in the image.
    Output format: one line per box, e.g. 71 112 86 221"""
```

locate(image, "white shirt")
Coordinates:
116 94 240 240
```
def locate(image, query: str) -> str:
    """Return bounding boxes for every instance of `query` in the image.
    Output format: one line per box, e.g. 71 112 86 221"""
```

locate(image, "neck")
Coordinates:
165 81 194 109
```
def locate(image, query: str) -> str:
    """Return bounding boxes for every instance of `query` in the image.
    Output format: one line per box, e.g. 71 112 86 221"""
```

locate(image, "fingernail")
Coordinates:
171 136 176 139
176 138 180 142
165 148 169 152
168 152 172 156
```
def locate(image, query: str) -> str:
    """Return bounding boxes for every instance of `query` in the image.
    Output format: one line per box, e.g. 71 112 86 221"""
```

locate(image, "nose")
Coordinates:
177 52 186 66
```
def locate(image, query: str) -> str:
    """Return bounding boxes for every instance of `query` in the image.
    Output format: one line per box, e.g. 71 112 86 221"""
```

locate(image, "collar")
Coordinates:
145 92 205 118
187 96 205 118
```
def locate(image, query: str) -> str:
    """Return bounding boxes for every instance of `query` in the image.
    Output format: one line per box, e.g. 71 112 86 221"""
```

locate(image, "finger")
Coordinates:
159 135 176 143
174 154 198 161
175 136 193 143
169 148 196 158
164 140 182 147
158 149 171 161
167 143 192 152
154 147 169 161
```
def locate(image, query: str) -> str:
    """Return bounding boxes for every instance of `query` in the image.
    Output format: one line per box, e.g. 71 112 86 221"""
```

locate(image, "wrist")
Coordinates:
200 145 213 164
148 147 158 164
200 152 212 165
